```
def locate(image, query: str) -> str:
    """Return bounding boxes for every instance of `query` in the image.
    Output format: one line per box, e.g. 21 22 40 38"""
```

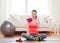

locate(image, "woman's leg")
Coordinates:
38 33 47 40
21 33 28 38
21 33 34 40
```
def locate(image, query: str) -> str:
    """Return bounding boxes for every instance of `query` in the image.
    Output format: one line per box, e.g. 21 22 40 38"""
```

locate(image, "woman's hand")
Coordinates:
27 33 30 36
27 30 30 36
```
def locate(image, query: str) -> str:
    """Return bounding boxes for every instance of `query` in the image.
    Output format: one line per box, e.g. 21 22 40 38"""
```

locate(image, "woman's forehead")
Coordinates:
32 12 36 13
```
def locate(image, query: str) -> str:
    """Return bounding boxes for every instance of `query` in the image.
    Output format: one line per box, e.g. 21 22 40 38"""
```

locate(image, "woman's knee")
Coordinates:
21 33 26 37
38 33 47 38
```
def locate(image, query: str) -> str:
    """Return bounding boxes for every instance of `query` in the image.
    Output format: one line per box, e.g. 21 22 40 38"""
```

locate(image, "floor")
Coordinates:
0 32 60 43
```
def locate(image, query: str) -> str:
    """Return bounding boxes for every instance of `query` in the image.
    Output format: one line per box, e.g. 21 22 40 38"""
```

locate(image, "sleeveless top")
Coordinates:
27 18 38 34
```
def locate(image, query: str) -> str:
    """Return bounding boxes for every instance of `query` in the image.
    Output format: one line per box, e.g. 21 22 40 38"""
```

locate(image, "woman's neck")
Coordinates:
32 16 37 20
32 18 37 21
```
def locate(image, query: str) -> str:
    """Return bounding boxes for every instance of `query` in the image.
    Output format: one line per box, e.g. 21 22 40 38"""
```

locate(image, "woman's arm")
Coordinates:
37 18 40 28
26 21 30 35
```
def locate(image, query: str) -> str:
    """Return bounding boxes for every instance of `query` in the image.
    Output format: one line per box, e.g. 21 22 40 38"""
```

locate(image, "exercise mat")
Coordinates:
0 38 19 42
17 37 60 42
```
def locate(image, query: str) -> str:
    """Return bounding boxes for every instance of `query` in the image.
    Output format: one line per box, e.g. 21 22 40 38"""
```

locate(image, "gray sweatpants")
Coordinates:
21 33 47 41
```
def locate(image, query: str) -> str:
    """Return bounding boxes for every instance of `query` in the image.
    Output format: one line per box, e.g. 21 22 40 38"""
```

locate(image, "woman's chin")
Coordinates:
33 17 37 19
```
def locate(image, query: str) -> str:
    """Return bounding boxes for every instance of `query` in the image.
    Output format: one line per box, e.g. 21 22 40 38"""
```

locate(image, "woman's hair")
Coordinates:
32 10 37 19
32 10 37 14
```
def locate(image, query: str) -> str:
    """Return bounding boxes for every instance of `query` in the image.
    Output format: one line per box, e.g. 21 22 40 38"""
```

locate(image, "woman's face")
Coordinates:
32 12 37 19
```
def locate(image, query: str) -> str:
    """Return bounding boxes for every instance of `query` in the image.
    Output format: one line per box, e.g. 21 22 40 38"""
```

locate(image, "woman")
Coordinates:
21 10 46 41
27 10 38 35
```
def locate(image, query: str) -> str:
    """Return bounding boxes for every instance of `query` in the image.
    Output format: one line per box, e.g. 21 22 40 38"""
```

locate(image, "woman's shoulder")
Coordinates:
26 18 32 22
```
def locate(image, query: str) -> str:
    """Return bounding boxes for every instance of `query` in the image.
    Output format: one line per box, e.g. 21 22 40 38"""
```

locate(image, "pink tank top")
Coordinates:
27 18 38 34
